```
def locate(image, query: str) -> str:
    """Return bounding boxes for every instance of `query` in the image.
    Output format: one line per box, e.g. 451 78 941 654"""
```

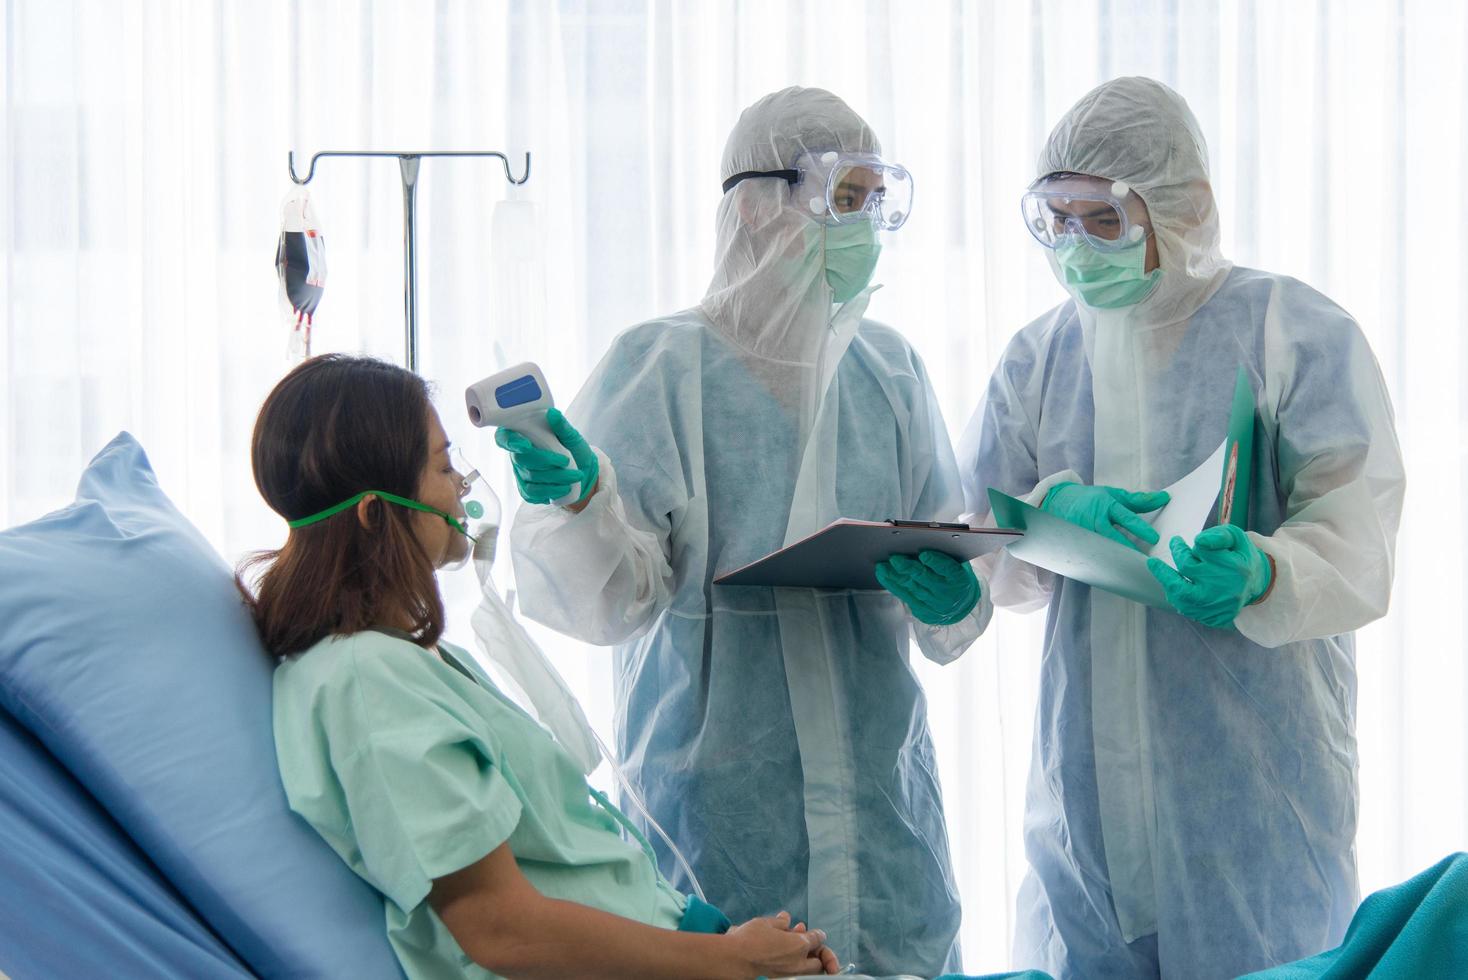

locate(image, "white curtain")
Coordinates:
4 0 1466 971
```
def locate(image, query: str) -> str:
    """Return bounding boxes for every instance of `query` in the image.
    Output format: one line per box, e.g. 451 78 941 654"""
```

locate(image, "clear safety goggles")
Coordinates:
721 149 914 231
1021 176 1150 252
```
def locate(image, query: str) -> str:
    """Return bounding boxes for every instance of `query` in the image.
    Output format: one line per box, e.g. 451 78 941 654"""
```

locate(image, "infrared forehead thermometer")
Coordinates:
465 363 582 506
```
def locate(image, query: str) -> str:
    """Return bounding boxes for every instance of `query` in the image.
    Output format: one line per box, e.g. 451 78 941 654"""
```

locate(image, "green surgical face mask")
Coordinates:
1054 235 1161 309
822 220 882 303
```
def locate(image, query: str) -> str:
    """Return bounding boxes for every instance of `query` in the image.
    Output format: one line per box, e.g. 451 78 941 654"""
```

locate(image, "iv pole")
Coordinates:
288 150 532 373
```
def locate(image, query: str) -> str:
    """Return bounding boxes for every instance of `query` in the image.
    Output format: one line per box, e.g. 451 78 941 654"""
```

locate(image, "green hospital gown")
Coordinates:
273 630 686 979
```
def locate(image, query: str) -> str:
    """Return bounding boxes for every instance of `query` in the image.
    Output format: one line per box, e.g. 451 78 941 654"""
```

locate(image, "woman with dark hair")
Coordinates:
240 354 839 980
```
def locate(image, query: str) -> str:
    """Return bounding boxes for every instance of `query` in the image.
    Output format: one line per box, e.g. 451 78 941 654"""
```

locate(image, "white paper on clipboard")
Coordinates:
986 433 1229 609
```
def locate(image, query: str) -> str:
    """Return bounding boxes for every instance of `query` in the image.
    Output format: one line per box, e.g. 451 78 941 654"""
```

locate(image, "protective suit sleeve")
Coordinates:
510 449 676 646
1234 295 1405 648
911 572 994 665
956 324 1077 612
899 344 993 664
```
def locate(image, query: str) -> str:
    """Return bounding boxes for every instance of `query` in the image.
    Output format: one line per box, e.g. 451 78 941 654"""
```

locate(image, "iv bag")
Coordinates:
276 186 327 362
489 195 546 367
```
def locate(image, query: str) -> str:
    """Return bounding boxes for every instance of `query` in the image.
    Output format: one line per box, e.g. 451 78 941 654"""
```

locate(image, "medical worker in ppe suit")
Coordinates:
958 77 1405 979
497 86 991 976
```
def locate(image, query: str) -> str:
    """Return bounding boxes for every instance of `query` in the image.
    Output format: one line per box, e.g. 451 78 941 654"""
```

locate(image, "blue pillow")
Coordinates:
0 703 252 979
0 433 404 979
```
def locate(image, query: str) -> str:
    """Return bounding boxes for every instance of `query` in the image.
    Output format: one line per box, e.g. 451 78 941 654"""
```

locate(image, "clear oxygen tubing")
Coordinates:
467 510 706 902
587 722 706 903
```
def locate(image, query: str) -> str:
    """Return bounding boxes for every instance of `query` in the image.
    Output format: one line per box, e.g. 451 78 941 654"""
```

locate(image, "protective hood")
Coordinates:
1039 76 1232 328
700 86 880 366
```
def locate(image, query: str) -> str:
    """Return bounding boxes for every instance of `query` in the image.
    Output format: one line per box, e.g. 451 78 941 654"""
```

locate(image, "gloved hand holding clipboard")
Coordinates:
713 519 1020 591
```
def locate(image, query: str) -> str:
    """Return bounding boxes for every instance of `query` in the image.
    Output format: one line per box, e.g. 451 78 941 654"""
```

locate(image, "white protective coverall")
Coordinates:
959 77 1406 979
511 87 992 975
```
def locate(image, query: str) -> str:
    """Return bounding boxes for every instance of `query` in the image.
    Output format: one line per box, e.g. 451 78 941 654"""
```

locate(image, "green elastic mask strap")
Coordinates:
287 490 470 538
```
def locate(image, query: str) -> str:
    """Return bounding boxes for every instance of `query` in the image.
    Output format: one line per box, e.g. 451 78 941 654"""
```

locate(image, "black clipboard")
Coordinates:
712 519 1022 590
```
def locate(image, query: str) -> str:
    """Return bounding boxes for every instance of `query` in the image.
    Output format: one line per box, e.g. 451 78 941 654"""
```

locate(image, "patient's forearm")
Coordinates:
469 893 748 980
430 844 761 980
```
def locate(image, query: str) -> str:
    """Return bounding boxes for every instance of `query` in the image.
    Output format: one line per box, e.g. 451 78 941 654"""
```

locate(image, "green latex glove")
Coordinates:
1041 481 1170 552
875 550 982 626
493 408 600 506
1146 524 1273 629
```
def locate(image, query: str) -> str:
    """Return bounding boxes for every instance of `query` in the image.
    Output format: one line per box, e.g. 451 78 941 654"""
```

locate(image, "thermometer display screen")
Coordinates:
495 375 543 409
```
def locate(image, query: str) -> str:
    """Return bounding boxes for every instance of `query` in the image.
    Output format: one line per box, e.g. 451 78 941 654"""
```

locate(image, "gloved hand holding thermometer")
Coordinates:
466 363 600 508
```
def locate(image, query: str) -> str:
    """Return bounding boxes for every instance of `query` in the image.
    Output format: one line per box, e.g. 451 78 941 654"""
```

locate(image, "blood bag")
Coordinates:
276 186 326 362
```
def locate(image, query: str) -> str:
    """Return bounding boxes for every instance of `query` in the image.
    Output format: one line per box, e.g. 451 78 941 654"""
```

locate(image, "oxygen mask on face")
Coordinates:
452 449 502 585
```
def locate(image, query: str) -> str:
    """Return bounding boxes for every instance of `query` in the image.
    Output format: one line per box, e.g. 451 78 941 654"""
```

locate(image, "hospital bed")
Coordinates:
3 431 1462 980
0 701 252 977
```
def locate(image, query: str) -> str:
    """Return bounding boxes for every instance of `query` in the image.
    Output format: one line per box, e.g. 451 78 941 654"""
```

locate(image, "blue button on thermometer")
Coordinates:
465 362 581 506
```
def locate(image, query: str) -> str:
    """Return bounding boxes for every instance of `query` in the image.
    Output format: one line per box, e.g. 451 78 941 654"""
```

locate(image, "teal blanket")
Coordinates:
1241 852 1468 978
754 853 1468 980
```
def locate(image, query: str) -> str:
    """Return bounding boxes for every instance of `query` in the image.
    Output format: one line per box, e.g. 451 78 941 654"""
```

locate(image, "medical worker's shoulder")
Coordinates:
853 317 906 346
1011 301 1081 353
985 301 1081 393
601 309 709 363
1230 266 1371 346
579 310 708 401
852 317 926 366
